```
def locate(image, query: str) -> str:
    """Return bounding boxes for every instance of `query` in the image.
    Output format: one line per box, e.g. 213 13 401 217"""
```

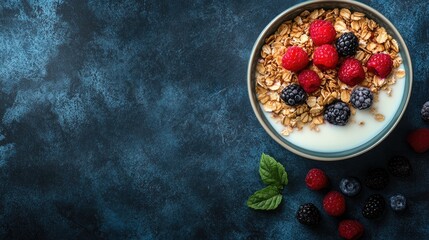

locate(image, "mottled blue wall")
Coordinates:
0 0 427 239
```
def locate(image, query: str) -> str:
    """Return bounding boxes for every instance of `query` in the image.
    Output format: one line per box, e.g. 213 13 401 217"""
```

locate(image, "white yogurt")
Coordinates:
262 65 406 153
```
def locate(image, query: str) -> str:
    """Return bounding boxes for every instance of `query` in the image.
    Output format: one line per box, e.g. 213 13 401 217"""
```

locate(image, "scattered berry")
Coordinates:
280 84 307 106
323 191 346 217
389 194 407 212
338 220 364 240
339 177 361 197
350 87 373 110
281 46 309 72
388 156 412 177
313 44 339 70
335 32 359 57
364 168 389 190
309 19 336 46
324 101 351 126
338 58 365 86
305 168 329 190
367 53 393 78
298 70 322 93
407 128 429 153
421 101 429 121
362 194 385 219
296 203 321 226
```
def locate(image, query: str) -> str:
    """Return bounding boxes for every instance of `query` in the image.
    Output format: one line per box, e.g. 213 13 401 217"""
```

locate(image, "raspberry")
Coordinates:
390 194 407 212
298 70 321 93
367 53 393 78
388 156 412 177
364 168 389 190
280 84 307 106
362 194 385 219
296 203 321 226
339 177 361 197
407 128 429 153
309 19 336 46
338 58 365 86
313 44 339 70
350 87 373 110
305 168 329 190
335 32 359 57
281 46 309 72
421 101 429 121
324 101 351 126
323 191 346 217
338 220 364 240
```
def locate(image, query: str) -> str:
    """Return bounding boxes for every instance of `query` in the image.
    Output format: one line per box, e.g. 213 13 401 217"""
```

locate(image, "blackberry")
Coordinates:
335 32 359 57
362 194 385 219
364 168 389 190
324 101 351 126
280 84 307 106
296 203 321 226
339 177 361 197
350 87 373 110
390 194 407 212
388 156 412 177
421 101 429 121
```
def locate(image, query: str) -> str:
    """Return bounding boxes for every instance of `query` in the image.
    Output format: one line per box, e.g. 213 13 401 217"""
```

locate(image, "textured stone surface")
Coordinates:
0 0 427 239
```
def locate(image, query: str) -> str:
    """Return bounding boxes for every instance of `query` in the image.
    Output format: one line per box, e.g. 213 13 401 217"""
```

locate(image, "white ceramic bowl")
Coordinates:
247 0 412 161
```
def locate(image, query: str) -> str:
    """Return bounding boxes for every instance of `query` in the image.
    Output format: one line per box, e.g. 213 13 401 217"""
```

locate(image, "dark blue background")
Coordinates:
0 0 428 239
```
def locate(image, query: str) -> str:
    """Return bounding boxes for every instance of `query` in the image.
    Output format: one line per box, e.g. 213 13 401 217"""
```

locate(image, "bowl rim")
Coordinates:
247 0 413 161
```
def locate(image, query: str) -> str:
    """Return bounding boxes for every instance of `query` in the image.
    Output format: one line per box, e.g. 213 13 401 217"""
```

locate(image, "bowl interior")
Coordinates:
248 0 412 161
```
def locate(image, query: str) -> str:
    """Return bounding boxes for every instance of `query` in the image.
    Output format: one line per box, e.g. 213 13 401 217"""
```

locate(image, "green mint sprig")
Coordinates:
247 153 288 210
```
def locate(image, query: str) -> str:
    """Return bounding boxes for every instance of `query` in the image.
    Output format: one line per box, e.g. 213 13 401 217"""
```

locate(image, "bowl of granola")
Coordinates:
247 0 412 161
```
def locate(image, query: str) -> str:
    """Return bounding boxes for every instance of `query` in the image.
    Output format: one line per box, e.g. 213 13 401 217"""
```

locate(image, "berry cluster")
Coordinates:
279 19 395 126
296 156 412 239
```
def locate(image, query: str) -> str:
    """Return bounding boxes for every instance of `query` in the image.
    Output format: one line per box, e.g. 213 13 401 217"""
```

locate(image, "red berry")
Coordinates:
313 44 339 70
309 19 336 46
305 168 328 190
323 191 346 216
298 70 321 93
282 46 309 72
338 58 365 86
338 220 364 240
407 128 429 153
367 53 393 78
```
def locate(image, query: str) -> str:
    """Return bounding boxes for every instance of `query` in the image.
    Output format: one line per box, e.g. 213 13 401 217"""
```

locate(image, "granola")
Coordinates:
255 8 403 135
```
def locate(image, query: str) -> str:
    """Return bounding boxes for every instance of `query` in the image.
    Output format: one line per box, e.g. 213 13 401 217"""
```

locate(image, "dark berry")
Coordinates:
364 168 389 190
296 203 321 226
339 177 361 197
389 194 407 212
280 84 307 106
388 156 412 177
421 101 429 121
362 194 385 219
350 87 373 110
335 32 359 57
324 101 351 126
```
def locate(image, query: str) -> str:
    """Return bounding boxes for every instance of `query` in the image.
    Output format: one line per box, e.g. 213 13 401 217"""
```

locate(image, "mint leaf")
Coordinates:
259 153 288 188
247 185 282 210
